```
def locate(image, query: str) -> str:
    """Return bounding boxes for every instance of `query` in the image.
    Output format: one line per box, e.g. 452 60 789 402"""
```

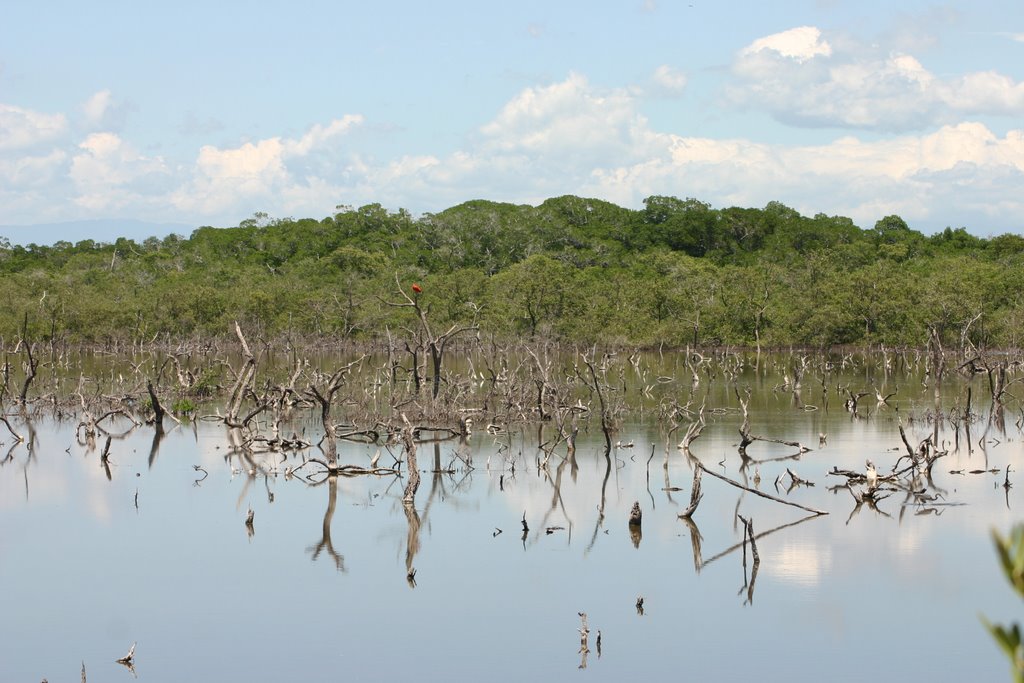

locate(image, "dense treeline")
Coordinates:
3 195 1024 349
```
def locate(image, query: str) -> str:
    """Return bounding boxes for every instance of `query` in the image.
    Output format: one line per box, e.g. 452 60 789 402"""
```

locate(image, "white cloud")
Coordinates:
741 26 833 62
648 64 688 96
81 90 112 127
171 116 364 216
479 72 657 165
69 133 169 211
77 89 133 133
729 26 1024 131
0 104 68 150
584 119 1024 230
284 115 363 156
2 69 1023 234
0 149 67 187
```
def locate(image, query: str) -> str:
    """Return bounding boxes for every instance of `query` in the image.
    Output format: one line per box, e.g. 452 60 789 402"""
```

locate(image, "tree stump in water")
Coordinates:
628 501 642 548
629 501 642 526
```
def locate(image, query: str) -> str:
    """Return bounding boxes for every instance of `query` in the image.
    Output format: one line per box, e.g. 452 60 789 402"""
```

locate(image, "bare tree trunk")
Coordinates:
401 415 420 504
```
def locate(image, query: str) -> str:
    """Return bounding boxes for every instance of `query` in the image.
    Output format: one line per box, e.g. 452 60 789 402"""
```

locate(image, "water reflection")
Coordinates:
2 350 1023 682
306 475 346 572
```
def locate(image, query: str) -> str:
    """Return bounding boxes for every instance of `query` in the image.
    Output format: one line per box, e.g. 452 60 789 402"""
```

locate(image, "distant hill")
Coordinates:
0 219 195 246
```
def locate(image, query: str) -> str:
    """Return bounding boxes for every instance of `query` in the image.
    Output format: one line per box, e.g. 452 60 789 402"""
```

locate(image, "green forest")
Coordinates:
3 195 1024 350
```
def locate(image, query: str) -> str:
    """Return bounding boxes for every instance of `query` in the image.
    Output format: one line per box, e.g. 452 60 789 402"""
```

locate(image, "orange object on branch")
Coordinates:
412 283 422 293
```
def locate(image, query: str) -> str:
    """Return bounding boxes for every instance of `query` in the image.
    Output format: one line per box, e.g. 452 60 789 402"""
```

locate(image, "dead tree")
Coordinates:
221 322 267 448
401 414 420 504
736 386 811 456
579 350 614 455
679 464 703 519
382 278 478 400
16 314 39 405
146 380 165 433
304 357 364 470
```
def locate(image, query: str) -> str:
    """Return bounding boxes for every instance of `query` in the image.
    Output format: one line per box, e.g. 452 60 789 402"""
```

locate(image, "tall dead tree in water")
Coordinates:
578 350 615 455
226 323 258 422
305 357 364 471
382 278 478 400
16 313 39 405
400 414 420 504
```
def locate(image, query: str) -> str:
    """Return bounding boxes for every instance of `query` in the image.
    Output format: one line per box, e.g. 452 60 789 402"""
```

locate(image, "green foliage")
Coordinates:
984 525 1024 682
190 368 220 397
1 196 1021 349
172 398 197 417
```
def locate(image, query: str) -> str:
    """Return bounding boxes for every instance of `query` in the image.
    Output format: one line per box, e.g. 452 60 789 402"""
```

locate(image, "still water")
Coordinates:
0 352 1020 681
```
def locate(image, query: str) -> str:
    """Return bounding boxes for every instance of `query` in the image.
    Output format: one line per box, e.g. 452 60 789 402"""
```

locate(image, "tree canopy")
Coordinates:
2 196 1020 350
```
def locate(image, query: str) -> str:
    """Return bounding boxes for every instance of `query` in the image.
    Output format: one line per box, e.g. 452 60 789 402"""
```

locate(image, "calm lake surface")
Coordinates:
1 351 1020 681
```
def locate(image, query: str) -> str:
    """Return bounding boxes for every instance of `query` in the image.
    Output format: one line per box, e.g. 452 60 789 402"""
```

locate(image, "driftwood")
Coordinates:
0 415 24 442
578 612 591 669
736 387 811 455
697 462 828 516
678 465 703 519
116 641 136 665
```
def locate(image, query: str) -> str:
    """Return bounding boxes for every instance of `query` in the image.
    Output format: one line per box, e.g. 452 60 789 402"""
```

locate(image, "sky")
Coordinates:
1 0 1023 245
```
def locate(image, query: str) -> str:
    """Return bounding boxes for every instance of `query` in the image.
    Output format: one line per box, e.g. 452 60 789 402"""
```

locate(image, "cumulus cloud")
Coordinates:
741 25 833 62
81 90 112 127
234 74 1024 233
584 119 1024 230
170 115 364 216
69 133 169 211
2 64 1023 234
646 65 688 96
0 104 68 150
78 89 131 132
479 72 657 164
728 26 1024 131
0 149 67 188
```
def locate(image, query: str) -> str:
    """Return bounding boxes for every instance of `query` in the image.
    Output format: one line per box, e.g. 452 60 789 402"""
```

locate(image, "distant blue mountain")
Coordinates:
0 219 196 246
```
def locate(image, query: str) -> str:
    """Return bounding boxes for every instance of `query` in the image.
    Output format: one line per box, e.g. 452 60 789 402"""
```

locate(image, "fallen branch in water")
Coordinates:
697 461 828 515
0 415 25 441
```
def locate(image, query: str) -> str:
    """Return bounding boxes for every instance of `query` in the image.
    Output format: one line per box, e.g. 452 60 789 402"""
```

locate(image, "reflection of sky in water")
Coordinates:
0 366 1020 682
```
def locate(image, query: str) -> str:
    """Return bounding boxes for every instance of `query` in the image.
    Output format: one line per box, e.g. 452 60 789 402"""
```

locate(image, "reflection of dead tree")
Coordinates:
701 514 819 569
404 496 421 588
306 476 346 572
679 515 703 573
585 451 612 555
843 485 894 525
737 515 759 605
